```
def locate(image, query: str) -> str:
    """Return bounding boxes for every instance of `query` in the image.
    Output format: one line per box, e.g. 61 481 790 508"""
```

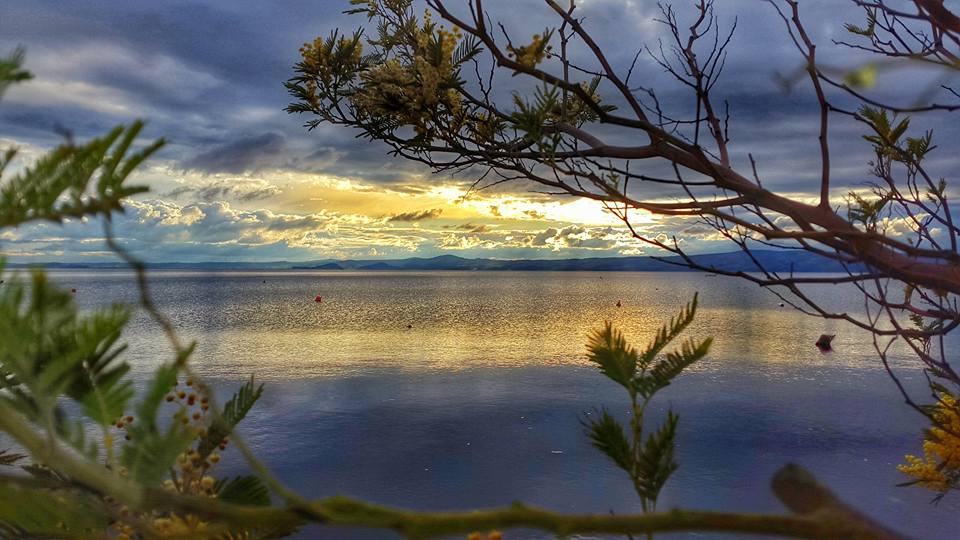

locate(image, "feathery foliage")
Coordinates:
0 267 134 455
121 365 194 485
584 409 632 472
0 48 31 99
0 451 24 467
0 52 160 230
198 376 264 458
0 483 110 536
584 295 710 512
217 475 271 506
0 122 159 229
0 50 274 538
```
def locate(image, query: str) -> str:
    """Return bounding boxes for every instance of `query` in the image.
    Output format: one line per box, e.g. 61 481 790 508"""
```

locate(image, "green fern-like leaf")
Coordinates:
121 363 193 485
20 463 70 483
0 450 25 467
56 413 99 460
0 270 133 426
586 323 638 390
452 36 482 66
0 48 32 98
74 309 133 426
198 376 264 458
636 337 712 399
844 10 876 37
216 475 271 506
0 121 160 229
634 410 679 502
638 293 699 367
584 409 633 473
0 483 109 536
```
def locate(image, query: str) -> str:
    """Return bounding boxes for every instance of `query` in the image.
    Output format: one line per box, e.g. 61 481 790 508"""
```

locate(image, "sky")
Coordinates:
1 0 958 263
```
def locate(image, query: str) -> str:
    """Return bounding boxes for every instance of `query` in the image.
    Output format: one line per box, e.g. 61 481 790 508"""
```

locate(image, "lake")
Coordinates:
36 270 960 538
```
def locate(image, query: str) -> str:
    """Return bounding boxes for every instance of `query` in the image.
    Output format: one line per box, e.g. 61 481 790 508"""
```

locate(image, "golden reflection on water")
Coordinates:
45 270 913 380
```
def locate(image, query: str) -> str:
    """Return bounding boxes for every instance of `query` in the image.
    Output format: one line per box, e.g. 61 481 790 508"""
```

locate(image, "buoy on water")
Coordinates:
71 288 77 294
314 295 323 303
815 334 835 352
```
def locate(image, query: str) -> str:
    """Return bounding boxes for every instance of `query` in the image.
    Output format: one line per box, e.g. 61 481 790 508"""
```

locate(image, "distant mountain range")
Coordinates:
10 250 864 273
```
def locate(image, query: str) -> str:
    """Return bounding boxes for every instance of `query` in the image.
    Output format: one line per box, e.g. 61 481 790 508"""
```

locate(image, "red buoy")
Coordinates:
314 295 322 303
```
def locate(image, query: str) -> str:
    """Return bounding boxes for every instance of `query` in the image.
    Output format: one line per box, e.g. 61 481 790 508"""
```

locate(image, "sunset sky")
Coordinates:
2 0 957 263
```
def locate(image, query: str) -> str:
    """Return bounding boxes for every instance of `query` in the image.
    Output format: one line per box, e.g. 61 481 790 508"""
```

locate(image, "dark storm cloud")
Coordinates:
290 135 430 183
238 187 282 202
445 223 491 234
184 132 286 174
388 208 443 222
164 186 195 198
163 180 282 202
3 0 960 262
0 0 892 188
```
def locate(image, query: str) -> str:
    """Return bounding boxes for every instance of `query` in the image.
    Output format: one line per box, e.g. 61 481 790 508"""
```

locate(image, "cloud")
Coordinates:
183 133 286 174
445 223 492 234
387 208 444 222
524 226 635 251
1 199 401 262
163 179 282 203
4 0 960 262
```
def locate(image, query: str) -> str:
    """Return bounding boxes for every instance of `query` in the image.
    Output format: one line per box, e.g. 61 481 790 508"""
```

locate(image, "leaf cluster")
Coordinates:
0 48 31 98
0 49 278 538
860 106 935 164
844 9 877 38
583 294 711 510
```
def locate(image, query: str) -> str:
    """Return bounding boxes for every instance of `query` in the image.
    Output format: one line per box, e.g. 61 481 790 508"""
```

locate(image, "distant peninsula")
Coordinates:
12 250 865 273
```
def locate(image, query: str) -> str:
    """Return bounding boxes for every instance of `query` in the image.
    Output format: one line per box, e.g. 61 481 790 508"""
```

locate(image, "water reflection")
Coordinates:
48 269 917 379
29 269 955 539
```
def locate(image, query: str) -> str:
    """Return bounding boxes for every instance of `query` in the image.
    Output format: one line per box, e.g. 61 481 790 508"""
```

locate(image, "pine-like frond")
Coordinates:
638 293 699 367
583 409 633 473
54 413 99 460
635 337 712 399
0 121 160 229
0 48 31 98
73 309 133 426
586 322 638 389
0 269 133 426
0 451 25 467
198 377 264 458
20 463 70 483
121 364 192 485
216 475 271 506
0 483 109 536
634 411 679 502
452 36 482 66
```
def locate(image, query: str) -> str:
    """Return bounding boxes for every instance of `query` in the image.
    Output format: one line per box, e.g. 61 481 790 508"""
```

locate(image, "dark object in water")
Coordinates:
314 295 322 303
406 324 413 329
815 334 835 352
779 302 785 307
616 300 622 308
71 288 77 293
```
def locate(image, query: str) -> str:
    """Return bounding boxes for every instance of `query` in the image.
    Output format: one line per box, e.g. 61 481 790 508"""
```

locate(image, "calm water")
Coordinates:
32 270 960 537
